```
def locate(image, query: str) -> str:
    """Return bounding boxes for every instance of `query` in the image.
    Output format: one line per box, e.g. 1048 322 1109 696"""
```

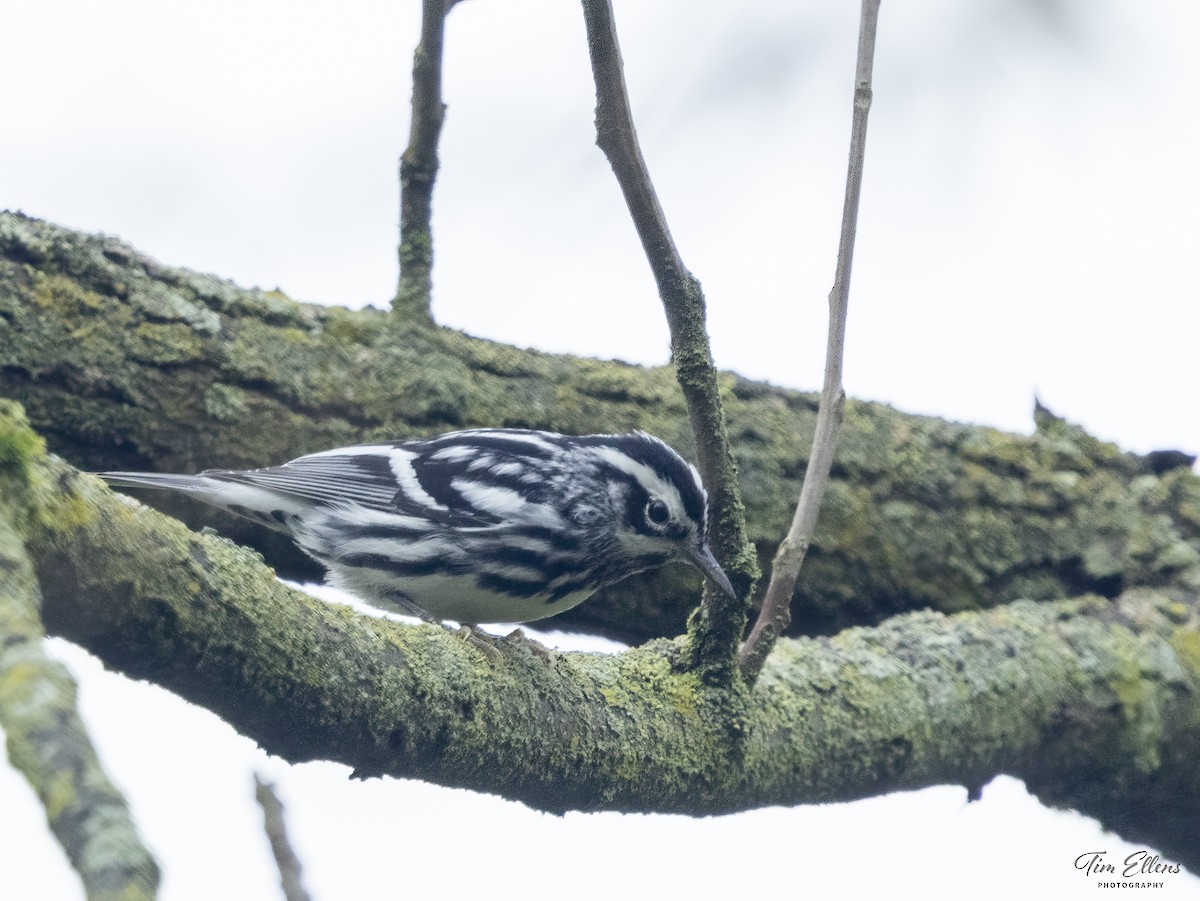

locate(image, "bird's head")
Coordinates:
576 432 737 599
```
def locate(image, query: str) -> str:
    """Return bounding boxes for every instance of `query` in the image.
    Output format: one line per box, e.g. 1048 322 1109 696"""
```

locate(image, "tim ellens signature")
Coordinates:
1075 851 1182 879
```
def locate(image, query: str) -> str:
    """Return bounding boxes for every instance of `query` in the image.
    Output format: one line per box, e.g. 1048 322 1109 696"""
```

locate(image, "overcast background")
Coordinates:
3 0 1199 898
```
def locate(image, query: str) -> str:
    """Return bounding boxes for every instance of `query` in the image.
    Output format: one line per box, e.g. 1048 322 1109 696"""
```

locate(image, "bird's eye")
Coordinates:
646 498 670 525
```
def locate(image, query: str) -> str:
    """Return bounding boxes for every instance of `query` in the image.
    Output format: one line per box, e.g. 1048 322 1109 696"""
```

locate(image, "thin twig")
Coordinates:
255 774 314 901
395 0 458 323
580 0 759 678
740 0 883 680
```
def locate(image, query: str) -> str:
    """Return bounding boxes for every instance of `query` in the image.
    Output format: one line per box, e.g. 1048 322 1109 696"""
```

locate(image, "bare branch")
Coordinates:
396 0 458 323
0 414 159 900
255 774 313 901
740 0 883 679
580 0 759 678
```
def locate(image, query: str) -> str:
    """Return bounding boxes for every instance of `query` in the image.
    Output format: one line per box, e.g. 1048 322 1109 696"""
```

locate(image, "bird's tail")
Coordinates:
97 471 298 534
99 472 215 494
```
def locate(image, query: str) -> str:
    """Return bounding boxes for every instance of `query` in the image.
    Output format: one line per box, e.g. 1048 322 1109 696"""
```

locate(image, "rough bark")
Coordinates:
3 211 1198 646
2 407 1197 869
0 404 159 900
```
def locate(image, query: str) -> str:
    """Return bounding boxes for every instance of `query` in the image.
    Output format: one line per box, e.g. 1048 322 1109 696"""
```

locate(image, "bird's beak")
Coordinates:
683 543 738 599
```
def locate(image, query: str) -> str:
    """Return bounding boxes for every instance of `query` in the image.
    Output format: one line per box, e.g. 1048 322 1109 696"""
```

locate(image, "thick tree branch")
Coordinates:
580 0 759 677
0 404 159 901
3 212 1200 649
741 0 882 678
5 405 1198 868
396 0 457 322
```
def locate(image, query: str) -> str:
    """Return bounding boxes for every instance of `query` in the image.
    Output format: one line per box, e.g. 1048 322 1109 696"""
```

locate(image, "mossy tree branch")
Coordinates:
4 401 1199 868
0 403 159 901
3 212 1200 650
580 0 759 677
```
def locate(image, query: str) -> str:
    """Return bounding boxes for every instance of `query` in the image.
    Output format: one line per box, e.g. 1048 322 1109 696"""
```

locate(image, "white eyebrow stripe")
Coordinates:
590 447 688 519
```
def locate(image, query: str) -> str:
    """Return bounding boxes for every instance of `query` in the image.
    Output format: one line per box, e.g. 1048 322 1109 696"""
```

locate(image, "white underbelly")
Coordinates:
328 566 595 625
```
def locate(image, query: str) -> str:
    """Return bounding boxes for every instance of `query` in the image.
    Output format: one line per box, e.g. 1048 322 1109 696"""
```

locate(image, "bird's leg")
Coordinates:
454 624 508 659
385 593 442 626
385 591 502 658
376 591 548 659
457 624 553 660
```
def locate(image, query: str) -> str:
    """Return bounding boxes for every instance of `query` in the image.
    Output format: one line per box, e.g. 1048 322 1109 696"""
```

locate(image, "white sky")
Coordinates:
2 1 1199 898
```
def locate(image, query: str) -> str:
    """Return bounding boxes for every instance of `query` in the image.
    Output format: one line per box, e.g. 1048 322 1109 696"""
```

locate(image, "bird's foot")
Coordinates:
451 625 553 661
453 625 506 660
503 627 554 658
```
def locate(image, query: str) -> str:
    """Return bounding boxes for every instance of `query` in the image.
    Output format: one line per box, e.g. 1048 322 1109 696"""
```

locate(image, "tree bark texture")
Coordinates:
4 212 1198 644
4 213 1200 867
0 405 159 900
0 409 1196 869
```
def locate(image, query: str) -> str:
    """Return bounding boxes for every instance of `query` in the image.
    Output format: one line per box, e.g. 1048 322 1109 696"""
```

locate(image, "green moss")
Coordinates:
1175 482 1200 529
960 426 1034 475
8 210 1200 647
1101 628 1168 775
130 285 221 335
32 272 107 314
128 322 206 364
37 479 99 533
42 768 78 820
1168 629 1200 681
0 400 45 476
277 326 312 345
322 308 380 347
1082 539 1127 580
1158 541 1200 572
221 323 279 382
203 384 251 421
574 361 674 405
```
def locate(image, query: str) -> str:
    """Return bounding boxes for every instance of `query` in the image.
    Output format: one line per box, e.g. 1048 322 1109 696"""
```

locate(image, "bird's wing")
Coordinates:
205 434 549 528
202 448 407 514
391 431 567 527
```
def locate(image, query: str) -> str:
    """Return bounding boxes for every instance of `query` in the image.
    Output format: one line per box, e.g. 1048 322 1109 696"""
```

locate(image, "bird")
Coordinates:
99 428 736 625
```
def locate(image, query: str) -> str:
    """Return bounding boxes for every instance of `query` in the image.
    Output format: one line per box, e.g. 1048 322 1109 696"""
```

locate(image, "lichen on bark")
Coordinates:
0 401 159 901
3 211 1199 646
1 399 1196 867
4 215 1200 867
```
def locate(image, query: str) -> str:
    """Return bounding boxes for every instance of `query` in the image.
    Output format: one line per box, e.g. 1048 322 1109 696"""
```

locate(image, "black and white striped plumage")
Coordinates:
100 429 735 625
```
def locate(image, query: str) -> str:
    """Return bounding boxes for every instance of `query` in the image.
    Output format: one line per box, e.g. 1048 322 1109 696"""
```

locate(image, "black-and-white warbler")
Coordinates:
100 429 735 625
